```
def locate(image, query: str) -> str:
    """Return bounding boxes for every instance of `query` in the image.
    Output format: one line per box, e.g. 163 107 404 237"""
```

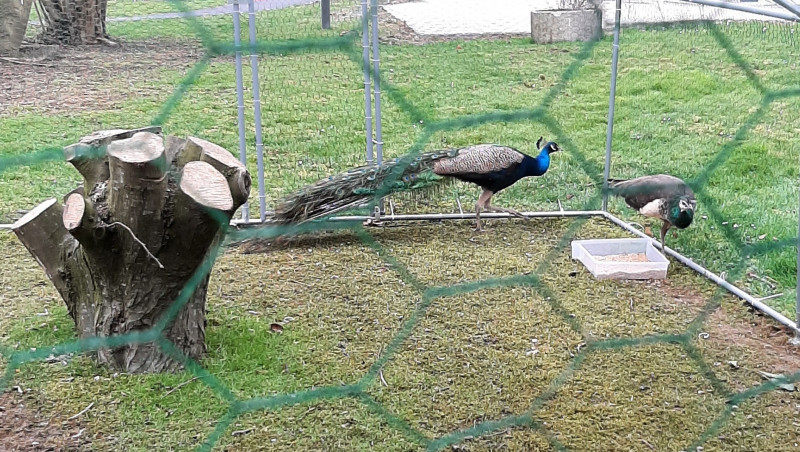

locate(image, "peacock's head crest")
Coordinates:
541 142 561 155
669 197 695 229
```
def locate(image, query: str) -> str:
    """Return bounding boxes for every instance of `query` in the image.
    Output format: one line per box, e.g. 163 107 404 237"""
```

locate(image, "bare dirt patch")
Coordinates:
651 277 800 371
0 41 205 116
0 391 90 451
639 274 800 394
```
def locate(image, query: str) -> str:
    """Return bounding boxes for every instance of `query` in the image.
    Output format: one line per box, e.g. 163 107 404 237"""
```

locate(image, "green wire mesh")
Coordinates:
1 1 799 451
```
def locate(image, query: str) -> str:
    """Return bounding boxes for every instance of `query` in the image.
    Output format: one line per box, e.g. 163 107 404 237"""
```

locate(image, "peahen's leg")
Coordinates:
474 189 494 231
659 221 671 251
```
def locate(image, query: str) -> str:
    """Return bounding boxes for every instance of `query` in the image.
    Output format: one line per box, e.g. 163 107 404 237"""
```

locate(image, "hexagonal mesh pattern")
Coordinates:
1 1 799 451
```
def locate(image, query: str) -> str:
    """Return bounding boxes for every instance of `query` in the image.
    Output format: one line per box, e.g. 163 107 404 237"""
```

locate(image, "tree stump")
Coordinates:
12 127 251 373
0 0 34 56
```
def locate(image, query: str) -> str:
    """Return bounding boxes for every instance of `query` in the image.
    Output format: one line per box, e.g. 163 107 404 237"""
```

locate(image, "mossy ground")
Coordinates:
2 217 798 451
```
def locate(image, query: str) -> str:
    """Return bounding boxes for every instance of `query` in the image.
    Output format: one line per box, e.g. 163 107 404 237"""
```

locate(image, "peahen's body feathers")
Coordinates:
608 174 697 249
273 139 561 229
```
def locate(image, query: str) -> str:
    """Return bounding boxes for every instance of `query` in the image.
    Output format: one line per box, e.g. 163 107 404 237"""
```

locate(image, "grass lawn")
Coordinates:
1 5 800 451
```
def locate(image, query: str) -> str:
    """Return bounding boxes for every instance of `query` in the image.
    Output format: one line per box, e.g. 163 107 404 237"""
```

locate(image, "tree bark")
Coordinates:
35 0 110 45
12 128 250 373
0 0 34 56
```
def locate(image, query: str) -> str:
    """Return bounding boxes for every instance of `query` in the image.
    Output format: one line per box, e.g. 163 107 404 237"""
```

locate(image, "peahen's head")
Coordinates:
668 196 695 229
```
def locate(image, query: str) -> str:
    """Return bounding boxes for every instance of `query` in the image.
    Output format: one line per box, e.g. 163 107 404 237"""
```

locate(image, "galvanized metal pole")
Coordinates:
246 0 267 222
370 0 384 165
680 0 800 21
796 182 800 342
361 0 374 164
771 0 800 19
232 0 249 222
321 0 331 29
602 0 622 211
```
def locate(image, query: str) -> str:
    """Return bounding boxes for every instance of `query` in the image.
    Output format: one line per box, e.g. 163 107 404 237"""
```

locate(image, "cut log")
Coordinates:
180 161 234 212
106 131 168 254
13 128 250 373
63 192 91 241
12 198 72 296
64 126 162 189
182 137 251 207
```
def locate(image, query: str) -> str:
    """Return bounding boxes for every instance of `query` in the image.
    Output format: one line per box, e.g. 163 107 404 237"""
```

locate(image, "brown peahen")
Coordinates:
273 138 561 230
607 174 697 250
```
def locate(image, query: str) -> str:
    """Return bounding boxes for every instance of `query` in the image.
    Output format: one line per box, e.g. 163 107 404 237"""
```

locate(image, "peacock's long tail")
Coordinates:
272 148 459 224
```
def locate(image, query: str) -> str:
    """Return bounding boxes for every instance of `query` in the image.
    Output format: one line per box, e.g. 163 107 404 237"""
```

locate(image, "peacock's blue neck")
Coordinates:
520 150 551 177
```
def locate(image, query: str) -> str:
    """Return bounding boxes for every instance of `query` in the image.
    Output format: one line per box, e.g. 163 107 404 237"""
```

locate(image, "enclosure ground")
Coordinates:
1 217 798 451
0 391 90 451
0 41 204 117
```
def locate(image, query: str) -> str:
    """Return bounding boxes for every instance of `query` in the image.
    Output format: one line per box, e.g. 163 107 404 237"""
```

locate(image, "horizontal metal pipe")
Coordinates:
772 0 800 19
230 210 606 225
601 211 800 335
333 211 605 221
679 0 800 21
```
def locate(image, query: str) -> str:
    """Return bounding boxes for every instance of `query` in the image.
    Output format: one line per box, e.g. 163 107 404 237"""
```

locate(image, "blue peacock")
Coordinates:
273 137 561 230
607 174 697 249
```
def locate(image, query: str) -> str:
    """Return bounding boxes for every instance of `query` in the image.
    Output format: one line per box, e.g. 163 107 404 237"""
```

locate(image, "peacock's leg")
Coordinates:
474 189 494 231
659 221 670 251
483 202 527 220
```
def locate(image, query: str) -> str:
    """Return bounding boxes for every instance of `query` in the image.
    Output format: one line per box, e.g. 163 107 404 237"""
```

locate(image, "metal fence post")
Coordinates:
361 0 374 164
601 0 622 211
321 0 331 29
246 0 267 222
370 0 383 165
232 0 249 222
796 183 800 343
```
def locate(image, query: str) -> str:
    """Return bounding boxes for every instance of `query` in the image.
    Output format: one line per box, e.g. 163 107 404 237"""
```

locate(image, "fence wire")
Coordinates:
1 0 800 451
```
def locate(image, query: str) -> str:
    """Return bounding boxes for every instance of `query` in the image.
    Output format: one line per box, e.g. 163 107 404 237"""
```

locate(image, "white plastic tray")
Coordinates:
571 238 669 280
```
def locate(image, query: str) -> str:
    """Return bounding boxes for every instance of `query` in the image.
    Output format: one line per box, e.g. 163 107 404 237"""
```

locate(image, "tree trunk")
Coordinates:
35 0 110 45
0 0 34 56
12 127 251 373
